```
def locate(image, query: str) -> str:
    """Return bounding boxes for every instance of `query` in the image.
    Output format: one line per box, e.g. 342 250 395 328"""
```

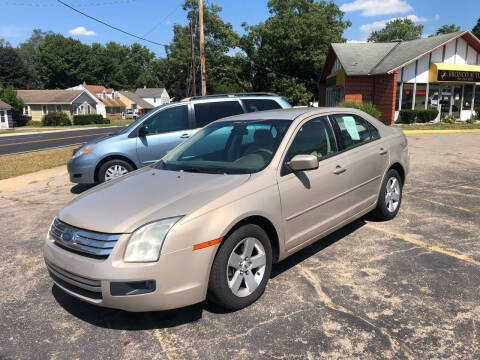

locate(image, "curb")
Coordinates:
403 129 480 134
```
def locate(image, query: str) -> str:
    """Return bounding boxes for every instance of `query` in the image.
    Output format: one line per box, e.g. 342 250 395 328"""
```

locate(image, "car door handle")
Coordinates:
379 147 388 155
180 133 190 139
333 165 347 175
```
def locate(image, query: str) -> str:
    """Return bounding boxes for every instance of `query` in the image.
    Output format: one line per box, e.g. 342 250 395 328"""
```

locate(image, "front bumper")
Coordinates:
43 232 213 312
67 154 97 184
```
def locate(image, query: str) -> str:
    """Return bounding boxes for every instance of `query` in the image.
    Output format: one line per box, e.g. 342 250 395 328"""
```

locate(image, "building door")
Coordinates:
451 86 462 119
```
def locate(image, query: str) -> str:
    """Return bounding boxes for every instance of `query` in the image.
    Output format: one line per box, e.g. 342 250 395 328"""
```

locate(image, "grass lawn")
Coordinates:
0 119 133 135
394 122 480 131
0 146 76 180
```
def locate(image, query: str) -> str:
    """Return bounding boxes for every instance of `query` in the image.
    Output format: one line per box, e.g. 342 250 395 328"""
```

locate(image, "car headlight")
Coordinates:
124 217 182 262
72 145 95 159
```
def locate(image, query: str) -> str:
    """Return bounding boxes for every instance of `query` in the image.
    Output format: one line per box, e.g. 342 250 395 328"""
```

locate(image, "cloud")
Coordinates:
360 14 428 33
434 14 440 21
68 26 96 36
347 39 367 43
340 0 413 16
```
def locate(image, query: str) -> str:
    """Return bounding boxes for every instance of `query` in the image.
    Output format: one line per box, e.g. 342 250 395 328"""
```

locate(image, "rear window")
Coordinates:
242 99 282 113
194 101 243 128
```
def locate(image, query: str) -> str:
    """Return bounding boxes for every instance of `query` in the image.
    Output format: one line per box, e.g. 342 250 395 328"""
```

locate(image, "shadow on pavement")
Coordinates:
70 184 96 194
52 218 368 330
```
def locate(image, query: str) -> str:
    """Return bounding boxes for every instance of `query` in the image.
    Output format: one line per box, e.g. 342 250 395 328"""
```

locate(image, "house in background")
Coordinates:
17 90 98 122
69 82 126 120
135 87 170 107
0 100 13 129
117 91 154 116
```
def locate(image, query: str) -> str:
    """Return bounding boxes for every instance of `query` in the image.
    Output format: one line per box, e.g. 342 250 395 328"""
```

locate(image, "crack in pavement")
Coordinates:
298 265 416 360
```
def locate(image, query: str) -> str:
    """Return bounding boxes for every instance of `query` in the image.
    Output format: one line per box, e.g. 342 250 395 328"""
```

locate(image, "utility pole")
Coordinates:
198 0 207 95
189 17 196 96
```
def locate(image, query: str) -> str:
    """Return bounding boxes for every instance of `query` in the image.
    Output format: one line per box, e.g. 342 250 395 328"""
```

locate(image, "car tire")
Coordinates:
372 169 403 220
98 159 134 183
208 224 272 310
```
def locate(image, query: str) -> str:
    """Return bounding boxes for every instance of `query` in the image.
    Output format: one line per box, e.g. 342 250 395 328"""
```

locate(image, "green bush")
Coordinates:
337 101 381 119
399 109 417 124
26 120 41 127
41 111 72 126
15 115 31 127
475 107 480 120
73 114 109 125
416 109 439 123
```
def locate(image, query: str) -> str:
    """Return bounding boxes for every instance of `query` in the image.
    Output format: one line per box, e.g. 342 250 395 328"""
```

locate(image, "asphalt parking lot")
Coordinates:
0 133 479 360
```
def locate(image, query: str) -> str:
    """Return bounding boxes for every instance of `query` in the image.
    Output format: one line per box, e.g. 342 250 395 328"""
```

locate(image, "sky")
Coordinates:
1 0 479 57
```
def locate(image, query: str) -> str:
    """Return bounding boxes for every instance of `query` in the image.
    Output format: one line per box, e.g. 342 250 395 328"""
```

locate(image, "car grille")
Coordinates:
45 260 102 300
49 218 121 259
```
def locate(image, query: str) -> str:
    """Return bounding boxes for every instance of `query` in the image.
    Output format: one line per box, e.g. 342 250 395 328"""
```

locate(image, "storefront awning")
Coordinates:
430 63 480 83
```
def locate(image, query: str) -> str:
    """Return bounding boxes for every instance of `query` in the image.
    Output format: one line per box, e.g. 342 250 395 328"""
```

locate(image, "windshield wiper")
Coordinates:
180 167 226 174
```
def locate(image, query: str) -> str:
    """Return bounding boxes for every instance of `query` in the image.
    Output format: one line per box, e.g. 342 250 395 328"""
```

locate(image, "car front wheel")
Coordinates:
98 159 134 183
208 224 272 310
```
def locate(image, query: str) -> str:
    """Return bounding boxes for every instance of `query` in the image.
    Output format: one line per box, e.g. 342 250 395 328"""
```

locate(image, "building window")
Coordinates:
110 107 115 115
414 84 427 110
395 84 401 110
42 105 48 115
474 85 480 108
79 105 84 114
428 84 440 110
153 97 157 103
87 104 91 114
0 110 5 123
23 105 29 115
402 83 414 110
56 105 62 112
463 85 473 110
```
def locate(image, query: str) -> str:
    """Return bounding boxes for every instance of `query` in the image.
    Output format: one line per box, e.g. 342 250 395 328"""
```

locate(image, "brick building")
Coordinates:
319 31 480 124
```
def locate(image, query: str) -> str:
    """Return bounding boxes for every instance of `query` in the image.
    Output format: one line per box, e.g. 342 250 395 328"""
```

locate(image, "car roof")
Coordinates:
214 107 348 122
180 92 280 102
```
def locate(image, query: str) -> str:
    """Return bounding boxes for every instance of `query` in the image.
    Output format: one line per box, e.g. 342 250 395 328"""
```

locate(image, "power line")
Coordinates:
57 0 168 47
0 0 140 6
142 4 181 38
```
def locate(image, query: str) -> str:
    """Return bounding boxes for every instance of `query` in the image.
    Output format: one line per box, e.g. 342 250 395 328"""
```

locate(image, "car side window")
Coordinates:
331 114 372 149
285 116 337 163
367 121 380 139
242 99 282 113
194 101 243 128
144 105 189 135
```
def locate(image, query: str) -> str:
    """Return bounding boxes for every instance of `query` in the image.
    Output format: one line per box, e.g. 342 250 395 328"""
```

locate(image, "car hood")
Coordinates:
58 167 250 233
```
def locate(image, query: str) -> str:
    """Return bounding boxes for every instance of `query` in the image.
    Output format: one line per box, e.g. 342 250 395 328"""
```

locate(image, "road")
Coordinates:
0 127 125 156
0 133 479 359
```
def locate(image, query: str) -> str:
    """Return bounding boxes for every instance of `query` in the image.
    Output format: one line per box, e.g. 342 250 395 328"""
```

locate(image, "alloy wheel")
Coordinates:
385 176 401 213
226 237 266 297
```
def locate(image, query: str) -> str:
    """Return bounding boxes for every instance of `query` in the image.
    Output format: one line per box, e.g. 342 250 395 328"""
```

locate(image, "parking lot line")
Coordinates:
406 194 472 213
365 223 480 267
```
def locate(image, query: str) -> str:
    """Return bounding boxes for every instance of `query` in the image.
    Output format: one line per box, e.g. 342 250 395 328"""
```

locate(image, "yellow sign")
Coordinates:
430 63 480 82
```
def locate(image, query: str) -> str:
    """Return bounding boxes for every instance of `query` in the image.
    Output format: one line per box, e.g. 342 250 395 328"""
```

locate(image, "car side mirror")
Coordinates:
288 154 319 172
138 124 149 137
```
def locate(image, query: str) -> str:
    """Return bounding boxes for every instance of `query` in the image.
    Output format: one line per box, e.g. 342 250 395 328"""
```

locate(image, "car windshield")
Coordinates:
158 119 292 174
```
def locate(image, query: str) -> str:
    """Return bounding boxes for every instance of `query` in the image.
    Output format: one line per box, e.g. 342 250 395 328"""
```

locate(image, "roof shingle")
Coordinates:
16 90 84 104
119 91 154 109
0 100 11 109
135 88 165 97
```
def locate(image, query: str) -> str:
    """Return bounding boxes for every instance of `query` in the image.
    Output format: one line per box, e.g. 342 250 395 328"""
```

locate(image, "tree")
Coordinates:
368 18 423 42
16 29 53 88
240 0 351 105
0 85 24 125
35 34 93 88
0 44 33 88
435 24 460 35
472 18 480 39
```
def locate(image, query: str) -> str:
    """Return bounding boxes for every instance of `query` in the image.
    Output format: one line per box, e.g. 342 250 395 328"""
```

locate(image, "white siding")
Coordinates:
431 47 443 63
402 61 416 83
444 41 456 63
467 45 477 65
416 55 430 83
455 38 467 64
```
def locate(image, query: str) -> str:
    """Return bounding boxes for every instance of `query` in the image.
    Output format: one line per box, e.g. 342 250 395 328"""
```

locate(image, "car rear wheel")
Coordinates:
208 224 272 310
372 169 403 220
98 159 134 183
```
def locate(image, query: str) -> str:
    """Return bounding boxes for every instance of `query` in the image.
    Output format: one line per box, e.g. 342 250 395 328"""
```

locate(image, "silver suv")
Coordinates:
68 93 291 184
